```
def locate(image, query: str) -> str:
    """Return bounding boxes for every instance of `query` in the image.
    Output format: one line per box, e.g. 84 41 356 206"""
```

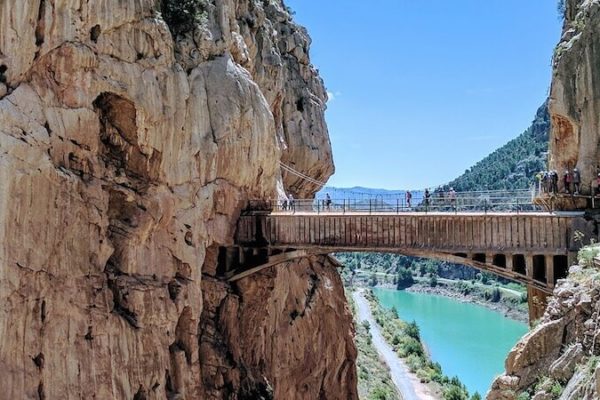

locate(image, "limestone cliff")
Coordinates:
0 1 355 399
488 260 600 400
548 0 600 196
488 2 600 398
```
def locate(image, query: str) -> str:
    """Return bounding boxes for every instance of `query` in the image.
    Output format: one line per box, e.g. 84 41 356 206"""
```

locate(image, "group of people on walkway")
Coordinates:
281 194 295 211
411 187 457 209
536 168 581 195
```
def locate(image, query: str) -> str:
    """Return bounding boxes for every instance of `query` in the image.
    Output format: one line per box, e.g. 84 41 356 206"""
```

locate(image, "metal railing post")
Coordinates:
369 199 372 214
396 198 399 214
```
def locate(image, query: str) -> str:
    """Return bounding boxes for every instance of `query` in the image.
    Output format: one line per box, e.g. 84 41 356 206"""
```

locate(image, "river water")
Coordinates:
373 288 528 396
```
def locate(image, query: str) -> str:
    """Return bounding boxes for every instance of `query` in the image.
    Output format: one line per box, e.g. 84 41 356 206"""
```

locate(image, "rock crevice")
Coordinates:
0 1 354 398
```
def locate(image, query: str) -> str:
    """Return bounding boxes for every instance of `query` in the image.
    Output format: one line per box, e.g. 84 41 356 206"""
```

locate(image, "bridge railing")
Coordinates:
268 189 542 214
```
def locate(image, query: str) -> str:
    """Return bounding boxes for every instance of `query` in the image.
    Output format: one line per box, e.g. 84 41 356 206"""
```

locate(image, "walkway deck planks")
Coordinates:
236 212 587 292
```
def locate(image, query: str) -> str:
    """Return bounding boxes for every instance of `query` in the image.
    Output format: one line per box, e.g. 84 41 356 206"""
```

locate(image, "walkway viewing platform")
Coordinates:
229 190 590 298
226 190 595 322
236 211 581 292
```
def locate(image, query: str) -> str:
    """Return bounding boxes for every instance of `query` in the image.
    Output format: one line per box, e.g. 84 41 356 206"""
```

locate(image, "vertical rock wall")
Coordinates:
488 264 600 400
0 1 355 398
489 1 600 398
549 0 600 195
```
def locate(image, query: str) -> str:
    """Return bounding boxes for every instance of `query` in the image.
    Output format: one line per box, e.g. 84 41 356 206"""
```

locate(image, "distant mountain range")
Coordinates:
317 186 409 198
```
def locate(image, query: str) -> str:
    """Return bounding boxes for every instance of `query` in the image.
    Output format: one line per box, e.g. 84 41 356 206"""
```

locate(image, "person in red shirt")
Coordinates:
564 170 573 194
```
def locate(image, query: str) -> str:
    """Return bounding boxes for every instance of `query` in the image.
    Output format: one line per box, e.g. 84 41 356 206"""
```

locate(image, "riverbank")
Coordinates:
363 277 528 324
352 290 441 400
404 282 528 323
348 291 401 400
373 287 528 396
336 252 529 323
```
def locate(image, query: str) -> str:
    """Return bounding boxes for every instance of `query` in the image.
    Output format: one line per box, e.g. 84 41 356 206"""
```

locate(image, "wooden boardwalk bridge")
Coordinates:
233 211 581 291
221 196 591 321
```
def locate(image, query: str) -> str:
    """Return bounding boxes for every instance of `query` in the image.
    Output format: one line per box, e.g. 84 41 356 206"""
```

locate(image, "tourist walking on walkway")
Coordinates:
449 188 457 210
551 170 559 193
563 169 573 194
405 191 412 209
536 171 544 193
325 193 332 210
573 168 581 195
424 189 431 208
543 171 551 193
289 193 295 212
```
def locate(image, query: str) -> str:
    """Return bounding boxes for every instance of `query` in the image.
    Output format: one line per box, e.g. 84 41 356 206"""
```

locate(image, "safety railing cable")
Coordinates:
279 162 327 187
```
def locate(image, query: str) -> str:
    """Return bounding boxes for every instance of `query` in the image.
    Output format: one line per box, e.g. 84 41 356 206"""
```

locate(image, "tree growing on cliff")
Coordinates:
557 0 566 16
160 0 209 36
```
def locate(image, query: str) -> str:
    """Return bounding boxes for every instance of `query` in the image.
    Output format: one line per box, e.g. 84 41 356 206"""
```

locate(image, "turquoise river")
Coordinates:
373 288 528 396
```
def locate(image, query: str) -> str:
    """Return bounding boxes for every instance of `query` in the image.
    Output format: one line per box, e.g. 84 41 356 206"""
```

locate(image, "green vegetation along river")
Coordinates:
373 287 528 396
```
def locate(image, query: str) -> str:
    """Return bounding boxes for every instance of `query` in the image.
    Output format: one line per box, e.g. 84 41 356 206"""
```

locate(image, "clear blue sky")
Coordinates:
286 0 562 190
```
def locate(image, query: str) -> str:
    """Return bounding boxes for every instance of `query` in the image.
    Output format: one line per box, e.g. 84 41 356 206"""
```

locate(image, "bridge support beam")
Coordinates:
525 255 534 280
545 255 555 289
485 254 493 266
527 285 550 325
505 256 513 272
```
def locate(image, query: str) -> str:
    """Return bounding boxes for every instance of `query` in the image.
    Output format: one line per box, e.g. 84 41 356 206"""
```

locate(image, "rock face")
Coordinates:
0 1 355 399
488 264 600 400
548 0 600 196
201 255 357 399
488 2 600 398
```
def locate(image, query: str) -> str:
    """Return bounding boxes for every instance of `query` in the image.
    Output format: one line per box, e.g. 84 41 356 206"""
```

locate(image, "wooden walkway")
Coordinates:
233 212 587 293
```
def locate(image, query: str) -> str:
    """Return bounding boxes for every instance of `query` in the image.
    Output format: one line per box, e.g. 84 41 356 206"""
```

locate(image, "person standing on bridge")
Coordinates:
449 187 457 210
573 168 581 195
288 193 295 212
535 171 544 193
543 171 551 193
563 169 573 194
424 188 431 208
405 190 412 209
325 193 332 210
551 170 559 193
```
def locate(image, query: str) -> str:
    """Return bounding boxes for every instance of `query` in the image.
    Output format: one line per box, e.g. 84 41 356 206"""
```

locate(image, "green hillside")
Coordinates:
446 101 549 192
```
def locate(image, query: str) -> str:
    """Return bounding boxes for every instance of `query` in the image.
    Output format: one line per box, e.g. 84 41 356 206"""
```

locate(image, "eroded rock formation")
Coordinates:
0 1 355 399
488 1 600 398
548 0 600 196
488 263 600 400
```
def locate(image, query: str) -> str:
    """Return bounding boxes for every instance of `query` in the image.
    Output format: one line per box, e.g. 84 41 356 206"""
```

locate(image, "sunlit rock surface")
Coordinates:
490 1 600 398
548 0 600 196
488 264 600 399
0 1 353 398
